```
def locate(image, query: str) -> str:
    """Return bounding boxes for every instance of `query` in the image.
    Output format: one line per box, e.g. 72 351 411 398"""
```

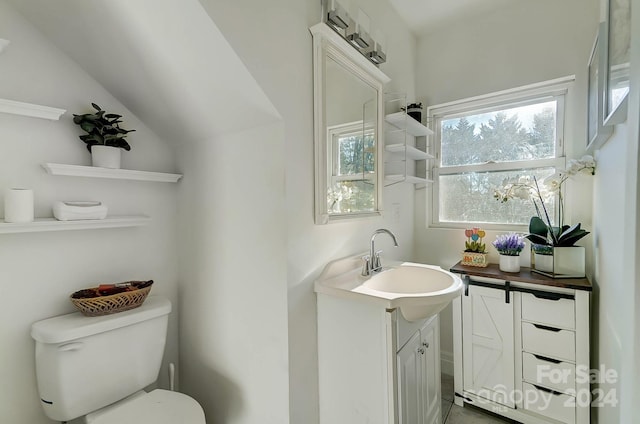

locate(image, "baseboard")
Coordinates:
441 350 454 376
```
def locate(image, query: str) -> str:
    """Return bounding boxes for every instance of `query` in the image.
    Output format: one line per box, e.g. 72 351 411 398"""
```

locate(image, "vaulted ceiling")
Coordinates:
6 0 280 145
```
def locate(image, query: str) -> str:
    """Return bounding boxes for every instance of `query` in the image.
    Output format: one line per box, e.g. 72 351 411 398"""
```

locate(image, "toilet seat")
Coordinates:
85 389 205 424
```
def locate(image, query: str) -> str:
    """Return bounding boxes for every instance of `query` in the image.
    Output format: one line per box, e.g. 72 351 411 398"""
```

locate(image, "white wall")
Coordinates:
0 3 180 423
196 1 419 423
592 0 640 421
177 122 289 424
414 0 599 366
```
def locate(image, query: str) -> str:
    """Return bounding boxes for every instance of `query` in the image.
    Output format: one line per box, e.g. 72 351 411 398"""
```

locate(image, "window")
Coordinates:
327 121 376 214
429 77 573 228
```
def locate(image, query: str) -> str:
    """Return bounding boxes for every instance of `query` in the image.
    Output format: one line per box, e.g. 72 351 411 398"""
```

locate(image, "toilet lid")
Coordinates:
88 389 205 424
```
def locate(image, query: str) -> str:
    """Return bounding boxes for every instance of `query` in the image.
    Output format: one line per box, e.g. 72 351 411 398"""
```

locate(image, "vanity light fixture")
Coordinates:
346 10 372 49
327 0 349 30
367 30 386 65
322 1 386 65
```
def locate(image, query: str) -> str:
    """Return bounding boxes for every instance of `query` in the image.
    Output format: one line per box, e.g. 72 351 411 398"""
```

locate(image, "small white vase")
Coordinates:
499 254 520 273
91 145 122 169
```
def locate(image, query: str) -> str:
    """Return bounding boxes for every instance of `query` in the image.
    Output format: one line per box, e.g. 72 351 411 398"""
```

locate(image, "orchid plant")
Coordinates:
494 155 595 249
464 228 486 253
492 233 526 256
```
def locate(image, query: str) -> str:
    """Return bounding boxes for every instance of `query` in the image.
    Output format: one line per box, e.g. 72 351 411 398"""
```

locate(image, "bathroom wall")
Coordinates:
414 0 599 370
177 122 290 424
591 0 640 421
0 2 180 423
196 1 420 423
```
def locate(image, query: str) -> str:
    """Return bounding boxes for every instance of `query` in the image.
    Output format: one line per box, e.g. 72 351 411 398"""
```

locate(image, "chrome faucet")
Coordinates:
362 228 399 276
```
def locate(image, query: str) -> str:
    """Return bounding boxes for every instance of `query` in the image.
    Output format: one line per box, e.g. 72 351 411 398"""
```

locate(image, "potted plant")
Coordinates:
494 155 595 277
72 103 135 169
461 227 488 267
492 233 525 273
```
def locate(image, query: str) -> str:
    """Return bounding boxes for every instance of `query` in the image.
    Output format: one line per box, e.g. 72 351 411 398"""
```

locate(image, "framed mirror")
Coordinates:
310 23 390 224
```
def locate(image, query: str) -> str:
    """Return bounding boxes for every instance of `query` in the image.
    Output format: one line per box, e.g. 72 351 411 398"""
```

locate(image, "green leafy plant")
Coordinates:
72 103 135 152
494 155 595 248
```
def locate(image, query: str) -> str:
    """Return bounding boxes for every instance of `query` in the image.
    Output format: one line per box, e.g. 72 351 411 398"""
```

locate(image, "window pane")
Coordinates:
441 101 556 167
439 168 556 225
328 181 375 214
338 133 375 175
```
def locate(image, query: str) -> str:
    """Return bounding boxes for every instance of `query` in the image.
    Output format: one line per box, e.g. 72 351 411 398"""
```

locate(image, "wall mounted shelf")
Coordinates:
385 112 434 136
42 163 183 183
0 98 66 120
385 143 435 160
384 174 433 185
0 215 150 234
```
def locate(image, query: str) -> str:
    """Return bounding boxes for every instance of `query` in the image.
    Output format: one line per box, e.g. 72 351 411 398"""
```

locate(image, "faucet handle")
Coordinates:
372 250 382 271
361 255 371 276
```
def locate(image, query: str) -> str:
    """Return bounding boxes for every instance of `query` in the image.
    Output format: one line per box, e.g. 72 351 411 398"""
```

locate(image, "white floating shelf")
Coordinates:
385 112 434 137
0 215 150 234
385 143 435 160
42 163 183 183
0 98 66 120
385 174 434 185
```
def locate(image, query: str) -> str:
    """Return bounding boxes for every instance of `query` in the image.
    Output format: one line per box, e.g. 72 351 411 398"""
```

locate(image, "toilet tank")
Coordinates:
31 296 172 422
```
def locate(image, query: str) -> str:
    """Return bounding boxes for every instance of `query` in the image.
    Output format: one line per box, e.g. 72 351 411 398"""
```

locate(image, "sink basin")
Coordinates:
362 265 457 294
315 257 463 321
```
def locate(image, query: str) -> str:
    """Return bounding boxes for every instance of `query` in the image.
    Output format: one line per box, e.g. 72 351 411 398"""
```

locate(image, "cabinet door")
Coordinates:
462 285 515 407
398 331 423 424
421 316 441 424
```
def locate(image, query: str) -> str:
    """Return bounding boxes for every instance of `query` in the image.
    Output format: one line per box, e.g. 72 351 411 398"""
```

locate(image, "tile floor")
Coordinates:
441 374 518 424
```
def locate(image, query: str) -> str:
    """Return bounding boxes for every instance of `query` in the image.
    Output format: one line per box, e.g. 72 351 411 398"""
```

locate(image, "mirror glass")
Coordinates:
311 23 389 224
325 56 377 216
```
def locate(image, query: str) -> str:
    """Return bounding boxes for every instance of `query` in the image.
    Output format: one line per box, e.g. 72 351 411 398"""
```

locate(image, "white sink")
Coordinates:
315 257 463 321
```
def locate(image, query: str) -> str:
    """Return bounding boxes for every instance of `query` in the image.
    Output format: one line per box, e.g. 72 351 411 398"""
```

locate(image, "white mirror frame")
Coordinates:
310 22 390 225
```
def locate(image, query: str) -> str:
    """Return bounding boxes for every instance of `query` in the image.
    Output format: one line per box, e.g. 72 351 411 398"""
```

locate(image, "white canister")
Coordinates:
499 254 520 273
4 188 34 223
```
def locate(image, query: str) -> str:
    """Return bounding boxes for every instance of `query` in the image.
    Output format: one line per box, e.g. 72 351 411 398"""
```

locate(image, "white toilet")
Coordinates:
31 296 205 423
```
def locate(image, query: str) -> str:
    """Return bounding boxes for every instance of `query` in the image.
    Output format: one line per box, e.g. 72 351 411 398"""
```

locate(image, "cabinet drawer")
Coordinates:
522 322 575 362
522 352 575 394
523 382 575 424
521 292 575 329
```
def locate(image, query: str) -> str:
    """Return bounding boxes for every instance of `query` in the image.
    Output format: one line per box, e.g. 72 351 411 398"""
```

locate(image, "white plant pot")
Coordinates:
533 253 554 273
91 145 122 169
532 247 586 278
499 254 520 273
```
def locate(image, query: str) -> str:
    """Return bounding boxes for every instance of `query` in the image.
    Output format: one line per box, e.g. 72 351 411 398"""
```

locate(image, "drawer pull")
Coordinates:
533 384 563 396
533 323 562 332
533 354 563 364
532 292 562 301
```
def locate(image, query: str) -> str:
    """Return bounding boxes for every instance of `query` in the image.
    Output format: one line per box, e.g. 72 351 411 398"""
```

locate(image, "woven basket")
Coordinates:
70 280 153 316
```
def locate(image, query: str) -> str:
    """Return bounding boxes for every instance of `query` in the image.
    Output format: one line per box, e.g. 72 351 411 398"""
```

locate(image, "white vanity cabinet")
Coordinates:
317 293 442 424
397 315 441 424
451 262 591 424
462 285 515 408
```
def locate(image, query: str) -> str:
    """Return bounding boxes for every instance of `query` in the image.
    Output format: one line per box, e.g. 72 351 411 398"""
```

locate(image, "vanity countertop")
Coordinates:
450 261 592 291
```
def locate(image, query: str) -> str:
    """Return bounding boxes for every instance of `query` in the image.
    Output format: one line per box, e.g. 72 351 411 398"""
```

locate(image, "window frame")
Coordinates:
428 76 574 230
